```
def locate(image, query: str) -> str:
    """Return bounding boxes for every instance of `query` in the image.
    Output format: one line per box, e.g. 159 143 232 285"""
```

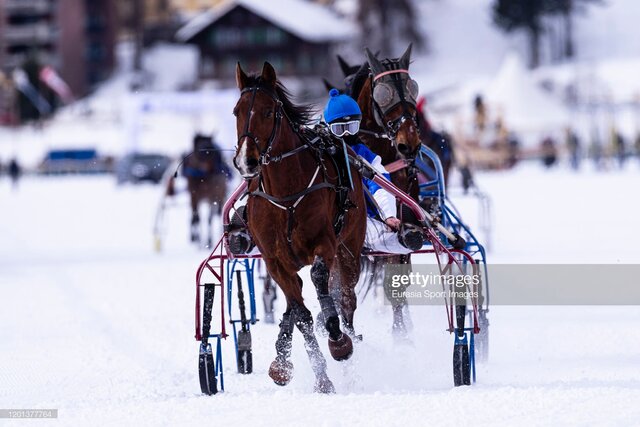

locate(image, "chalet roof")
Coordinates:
176 0 356 43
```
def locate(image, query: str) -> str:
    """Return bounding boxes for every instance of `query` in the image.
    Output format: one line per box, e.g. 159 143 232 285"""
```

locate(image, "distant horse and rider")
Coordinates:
165 133 231 248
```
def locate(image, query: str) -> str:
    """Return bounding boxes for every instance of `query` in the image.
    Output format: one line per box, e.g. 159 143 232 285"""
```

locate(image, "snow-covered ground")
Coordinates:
1 163 640 426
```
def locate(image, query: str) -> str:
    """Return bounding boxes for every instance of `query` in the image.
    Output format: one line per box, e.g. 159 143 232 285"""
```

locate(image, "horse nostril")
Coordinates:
398 144 410 154
246 157 259 169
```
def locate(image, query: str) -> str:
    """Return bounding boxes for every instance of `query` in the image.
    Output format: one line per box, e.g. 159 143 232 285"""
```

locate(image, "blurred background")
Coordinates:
0 0 639 172
2 2 640 422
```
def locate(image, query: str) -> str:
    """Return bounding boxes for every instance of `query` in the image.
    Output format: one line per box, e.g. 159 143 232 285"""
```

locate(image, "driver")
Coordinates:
323 88 423 253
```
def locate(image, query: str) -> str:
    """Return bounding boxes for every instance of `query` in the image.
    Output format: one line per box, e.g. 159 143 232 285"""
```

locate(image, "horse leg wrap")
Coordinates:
275 312 294 357
269 312 295 386
310 257 330 293
318 295 340 340
191 212 200 242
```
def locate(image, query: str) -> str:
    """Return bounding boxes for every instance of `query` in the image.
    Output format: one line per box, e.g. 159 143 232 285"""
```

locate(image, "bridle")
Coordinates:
236 83 315 168
236 85 285 167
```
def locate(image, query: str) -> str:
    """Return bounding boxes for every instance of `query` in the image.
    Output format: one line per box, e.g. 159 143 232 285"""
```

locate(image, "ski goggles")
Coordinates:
329 120 360 137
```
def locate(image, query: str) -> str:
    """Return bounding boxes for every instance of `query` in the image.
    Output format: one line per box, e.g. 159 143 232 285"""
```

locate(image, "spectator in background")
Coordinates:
506 132 520 169
541 136 557 168
613 131 626 168
635 133 640 166
8 158 21 190
566 127 581 171
589 132 604 171
473 95 487 135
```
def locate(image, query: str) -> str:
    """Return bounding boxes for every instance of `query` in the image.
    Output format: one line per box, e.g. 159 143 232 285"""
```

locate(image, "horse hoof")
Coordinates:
268 359 293 386
328 333 353 361
314 376 336 394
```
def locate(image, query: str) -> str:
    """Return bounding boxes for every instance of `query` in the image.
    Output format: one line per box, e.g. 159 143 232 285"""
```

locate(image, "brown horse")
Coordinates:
329 51 452 190
168 134 229 248
233 62 367 393
354 46 423 339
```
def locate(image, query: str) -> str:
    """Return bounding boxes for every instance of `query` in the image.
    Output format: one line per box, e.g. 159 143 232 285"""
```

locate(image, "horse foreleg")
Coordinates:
385 255 412 342
269 307 294 386
311 255 352 361
336 248 361 341
292 301 335 393
262 274 277 324
206 204 214 248
190 208 200 243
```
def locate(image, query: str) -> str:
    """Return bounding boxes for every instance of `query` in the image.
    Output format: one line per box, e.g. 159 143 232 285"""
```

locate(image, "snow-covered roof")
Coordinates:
176 0 356 43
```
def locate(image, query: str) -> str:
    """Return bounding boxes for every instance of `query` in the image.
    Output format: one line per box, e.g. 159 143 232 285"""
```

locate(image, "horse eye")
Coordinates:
264 110 273 118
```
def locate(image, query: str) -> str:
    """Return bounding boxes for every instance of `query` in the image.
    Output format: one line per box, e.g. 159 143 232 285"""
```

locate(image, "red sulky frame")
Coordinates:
194 178 480 343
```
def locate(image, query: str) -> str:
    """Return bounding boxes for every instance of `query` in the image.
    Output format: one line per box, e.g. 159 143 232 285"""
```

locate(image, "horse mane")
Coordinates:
244 74 315 126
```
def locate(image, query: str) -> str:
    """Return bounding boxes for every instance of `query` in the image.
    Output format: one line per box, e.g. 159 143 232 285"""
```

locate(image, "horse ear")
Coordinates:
365 47 383 76
399 43 413 69
261 62 277 87
337 55 351 76
236 62 248 89
322 78 336 93
355 62 369 77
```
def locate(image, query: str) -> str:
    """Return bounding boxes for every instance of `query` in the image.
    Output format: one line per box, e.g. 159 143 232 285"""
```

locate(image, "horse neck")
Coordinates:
259 120 316 197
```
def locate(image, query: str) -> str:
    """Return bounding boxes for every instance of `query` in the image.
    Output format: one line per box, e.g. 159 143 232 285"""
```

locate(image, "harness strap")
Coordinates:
359 128 392 140
265 143 309 164
249 165 335 269
250 166 331 209
373 69 409 81
384 159 410 174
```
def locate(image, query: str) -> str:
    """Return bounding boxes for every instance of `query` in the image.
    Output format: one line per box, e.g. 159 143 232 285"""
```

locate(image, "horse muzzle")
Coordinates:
234 149 261 179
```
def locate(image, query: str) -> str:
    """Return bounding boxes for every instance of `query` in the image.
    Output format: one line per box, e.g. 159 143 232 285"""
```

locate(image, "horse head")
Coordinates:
360 44 421 159
233 62 282 179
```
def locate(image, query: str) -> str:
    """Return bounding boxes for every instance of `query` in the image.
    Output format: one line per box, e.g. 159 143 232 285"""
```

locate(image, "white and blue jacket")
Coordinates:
350 143 396 220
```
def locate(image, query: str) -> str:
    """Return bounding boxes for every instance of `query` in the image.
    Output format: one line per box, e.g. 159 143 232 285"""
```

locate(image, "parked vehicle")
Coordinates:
39 149 113 175
116 152 172 184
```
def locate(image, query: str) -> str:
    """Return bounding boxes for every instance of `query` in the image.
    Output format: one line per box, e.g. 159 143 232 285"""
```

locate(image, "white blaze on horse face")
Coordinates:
236 110 257 178
237 136 251 176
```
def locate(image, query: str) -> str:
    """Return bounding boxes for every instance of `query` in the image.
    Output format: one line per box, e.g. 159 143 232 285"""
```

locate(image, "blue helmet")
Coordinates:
323 88 362 123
